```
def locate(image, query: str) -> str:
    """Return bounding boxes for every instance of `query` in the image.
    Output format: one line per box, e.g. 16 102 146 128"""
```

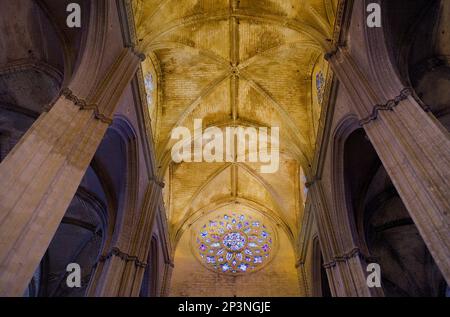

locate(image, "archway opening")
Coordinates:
344 128 447 297
169 204 301 297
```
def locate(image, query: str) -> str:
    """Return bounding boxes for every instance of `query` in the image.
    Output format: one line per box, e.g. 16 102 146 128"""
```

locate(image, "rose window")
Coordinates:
194 213 273 274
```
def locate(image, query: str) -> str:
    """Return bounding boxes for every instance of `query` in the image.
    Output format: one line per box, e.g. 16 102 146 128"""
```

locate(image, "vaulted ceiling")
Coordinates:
133 0 338 246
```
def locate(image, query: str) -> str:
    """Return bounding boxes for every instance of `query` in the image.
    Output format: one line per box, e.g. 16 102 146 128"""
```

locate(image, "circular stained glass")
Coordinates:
194 213 273 274
222 232 246 251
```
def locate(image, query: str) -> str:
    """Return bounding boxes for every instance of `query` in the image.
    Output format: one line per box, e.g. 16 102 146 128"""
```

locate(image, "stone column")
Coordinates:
0 45 143 296
160 261 174 297
295 260 311 297
129 180 165 296
308 181 381 296
88 180 164 297
327 45 450 284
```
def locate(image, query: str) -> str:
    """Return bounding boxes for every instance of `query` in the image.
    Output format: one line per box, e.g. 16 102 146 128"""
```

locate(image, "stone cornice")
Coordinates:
359 87 413 126
61 88 113 125
323 247 378 269
99 247 147 268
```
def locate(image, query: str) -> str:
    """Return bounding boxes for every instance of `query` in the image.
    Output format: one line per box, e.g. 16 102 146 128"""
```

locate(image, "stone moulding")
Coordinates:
98 247 147 268
322 247 378 269
358 87 413 126
61 87 114 125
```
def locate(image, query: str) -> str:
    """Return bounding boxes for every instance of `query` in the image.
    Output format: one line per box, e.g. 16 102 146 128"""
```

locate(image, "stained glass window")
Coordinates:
144 73 154 106
195 213 273 274
316 71 325 105
300 173 308 206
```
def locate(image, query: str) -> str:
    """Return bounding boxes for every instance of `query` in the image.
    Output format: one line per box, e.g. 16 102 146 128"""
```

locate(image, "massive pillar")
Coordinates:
0 1 144 296
308 182 380 296
88 180 164 296
326 2 450 283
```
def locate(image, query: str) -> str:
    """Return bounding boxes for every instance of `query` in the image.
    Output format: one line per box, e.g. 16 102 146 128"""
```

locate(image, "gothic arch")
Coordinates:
26 186 108 297
89 158 119 250
337 120 447 297
34 0 90 86
381 0 450 130
169 199 301 296
0 0 67 118
311 235 332 297
324 115 383 297
108 115 140 245
86 116 141 294
140 236 160 297
330 115 363 251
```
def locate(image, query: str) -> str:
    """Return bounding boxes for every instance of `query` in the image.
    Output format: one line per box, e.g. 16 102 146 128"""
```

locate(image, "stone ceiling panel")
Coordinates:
134 0 338 244
153 20 231 62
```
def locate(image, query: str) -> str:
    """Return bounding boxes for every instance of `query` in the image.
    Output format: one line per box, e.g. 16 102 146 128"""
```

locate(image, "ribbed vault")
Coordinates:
133 0 337 247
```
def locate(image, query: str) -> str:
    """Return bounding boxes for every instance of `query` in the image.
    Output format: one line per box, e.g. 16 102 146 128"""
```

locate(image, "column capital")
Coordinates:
125 43 146 62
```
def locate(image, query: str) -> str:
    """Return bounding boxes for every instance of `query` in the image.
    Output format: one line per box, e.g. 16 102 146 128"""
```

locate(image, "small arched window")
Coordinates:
300 168 308 206
144 73 154 107
316 71 325 105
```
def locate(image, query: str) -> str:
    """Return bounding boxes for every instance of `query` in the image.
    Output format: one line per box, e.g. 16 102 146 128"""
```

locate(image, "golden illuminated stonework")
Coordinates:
134 0 337 253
